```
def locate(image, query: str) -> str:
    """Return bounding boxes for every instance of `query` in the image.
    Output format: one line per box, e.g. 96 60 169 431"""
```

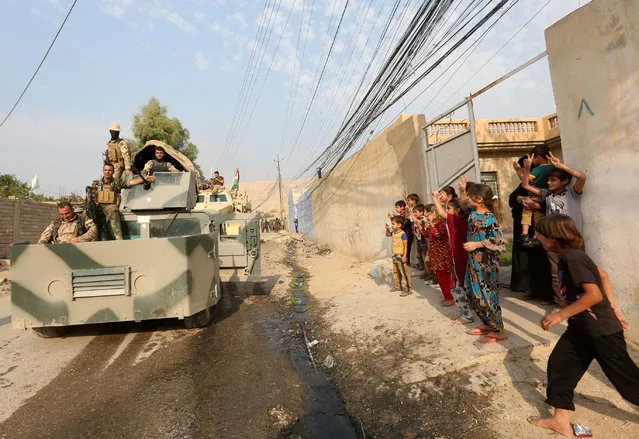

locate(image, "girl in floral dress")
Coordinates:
423 204 455 306
459 179 508 344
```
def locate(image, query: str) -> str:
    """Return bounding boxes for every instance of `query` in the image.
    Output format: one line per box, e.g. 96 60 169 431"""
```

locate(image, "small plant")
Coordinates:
500 241 513 266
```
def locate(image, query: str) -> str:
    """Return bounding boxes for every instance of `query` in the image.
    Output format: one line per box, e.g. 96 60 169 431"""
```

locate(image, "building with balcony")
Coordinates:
426 113 561 231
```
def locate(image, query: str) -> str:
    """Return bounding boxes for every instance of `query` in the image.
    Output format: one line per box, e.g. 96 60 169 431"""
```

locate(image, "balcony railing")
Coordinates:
548 115 559 129
488 121 538 134
427 122 468 137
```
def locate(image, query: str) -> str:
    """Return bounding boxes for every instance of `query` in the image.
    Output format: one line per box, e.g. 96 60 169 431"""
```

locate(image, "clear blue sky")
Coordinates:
0 0 588 196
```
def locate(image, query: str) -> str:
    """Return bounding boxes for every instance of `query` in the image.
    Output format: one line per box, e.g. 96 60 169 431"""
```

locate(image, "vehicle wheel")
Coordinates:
33 327 70 338
184 307 212 329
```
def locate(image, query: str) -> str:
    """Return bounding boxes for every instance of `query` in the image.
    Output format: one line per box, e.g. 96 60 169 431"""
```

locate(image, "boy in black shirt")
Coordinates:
528 214 638 437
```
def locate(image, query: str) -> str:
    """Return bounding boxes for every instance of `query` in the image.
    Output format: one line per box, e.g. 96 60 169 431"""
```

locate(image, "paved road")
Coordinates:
0 276 358 438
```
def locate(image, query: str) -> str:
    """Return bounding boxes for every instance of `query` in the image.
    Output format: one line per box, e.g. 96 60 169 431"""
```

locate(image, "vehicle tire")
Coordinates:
184 307 212 329
33 326 70 338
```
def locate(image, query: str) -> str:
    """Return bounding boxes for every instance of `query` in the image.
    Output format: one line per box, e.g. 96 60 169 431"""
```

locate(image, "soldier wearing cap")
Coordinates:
38 201 97 244
90 162 155 240
105 123 132 181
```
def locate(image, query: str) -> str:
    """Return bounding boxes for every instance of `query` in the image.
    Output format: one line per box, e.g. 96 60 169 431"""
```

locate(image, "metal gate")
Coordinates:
421 99 480 198
421 51 547 200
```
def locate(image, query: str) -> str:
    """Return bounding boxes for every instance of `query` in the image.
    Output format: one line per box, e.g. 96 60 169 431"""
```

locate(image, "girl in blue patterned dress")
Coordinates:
459 179 507 344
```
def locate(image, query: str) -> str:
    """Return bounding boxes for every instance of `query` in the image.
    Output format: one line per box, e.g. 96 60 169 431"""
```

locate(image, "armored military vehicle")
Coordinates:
11 140 260 337
194 186 251 214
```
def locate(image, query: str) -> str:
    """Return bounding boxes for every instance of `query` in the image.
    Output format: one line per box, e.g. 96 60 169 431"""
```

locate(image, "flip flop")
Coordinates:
466 327 489 335
441 300 455 307
400 290 413 297
479 334 509 344
452 317 472 325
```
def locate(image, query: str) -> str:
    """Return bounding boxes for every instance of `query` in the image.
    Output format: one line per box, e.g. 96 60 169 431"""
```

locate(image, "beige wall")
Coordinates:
546 0 639 341
310 115 427 261
0 198 58 258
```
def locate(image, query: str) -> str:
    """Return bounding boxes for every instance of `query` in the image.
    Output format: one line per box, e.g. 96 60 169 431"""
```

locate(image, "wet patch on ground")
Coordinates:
270 242 361 438
287 238 497 439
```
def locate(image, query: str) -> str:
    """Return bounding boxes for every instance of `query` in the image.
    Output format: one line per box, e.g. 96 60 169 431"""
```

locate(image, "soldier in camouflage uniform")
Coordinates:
142 145 180 175
105 123 132 181
38 201 97 244
90 163 154 240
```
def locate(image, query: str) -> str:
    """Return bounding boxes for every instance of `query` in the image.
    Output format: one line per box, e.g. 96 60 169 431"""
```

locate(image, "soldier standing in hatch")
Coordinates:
105 123 133 181
142 145 180 175
38 201 97 244
90 163 155 240
209 171 225 194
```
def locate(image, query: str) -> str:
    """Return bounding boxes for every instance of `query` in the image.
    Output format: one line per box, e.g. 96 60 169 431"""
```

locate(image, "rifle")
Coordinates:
132 167 152 190
85 185 104 240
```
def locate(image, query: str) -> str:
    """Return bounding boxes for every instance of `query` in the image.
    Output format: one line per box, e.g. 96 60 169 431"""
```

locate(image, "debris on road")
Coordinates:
323 355 335 369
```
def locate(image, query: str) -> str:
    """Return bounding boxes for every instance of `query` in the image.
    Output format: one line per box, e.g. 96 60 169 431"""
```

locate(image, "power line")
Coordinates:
429 0 551 115
293 0 516 194
0 0 78 129
283 0 351 163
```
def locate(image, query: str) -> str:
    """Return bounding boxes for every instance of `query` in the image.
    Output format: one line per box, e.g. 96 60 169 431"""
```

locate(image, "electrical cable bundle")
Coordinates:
294 0 517 193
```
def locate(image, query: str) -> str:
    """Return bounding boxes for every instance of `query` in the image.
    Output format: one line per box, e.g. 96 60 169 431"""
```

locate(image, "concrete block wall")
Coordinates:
0 198 58 258
545 0 639 341
0 199 16 258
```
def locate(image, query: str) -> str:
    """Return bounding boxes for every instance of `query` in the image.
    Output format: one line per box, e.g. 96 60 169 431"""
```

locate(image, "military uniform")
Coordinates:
38 214 97 244
210 176 224 194
91 178 124 240
105 138 131 181
142 159 178 174
105 123 131 181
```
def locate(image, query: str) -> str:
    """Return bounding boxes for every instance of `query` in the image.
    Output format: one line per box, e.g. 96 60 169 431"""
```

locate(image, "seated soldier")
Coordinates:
210 171 225 194
90 163 155 240
142 145 180 175
38 201 97 244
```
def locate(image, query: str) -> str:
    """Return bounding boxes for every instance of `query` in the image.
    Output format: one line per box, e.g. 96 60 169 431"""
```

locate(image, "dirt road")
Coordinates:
2 235 637 439
0 239 360 439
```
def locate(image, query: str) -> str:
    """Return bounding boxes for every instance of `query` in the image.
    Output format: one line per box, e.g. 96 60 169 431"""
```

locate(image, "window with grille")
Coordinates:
480 171 499 199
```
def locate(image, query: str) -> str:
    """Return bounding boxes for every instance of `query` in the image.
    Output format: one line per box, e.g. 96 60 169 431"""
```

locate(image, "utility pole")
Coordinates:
275 155 286 229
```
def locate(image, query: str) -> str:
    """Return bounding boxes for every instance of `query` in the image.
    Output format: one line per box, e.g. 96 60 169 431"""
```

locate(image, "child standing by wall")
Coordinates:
385 216 412 297
521 152 587 308
433 193 471 322
423 204 455 306
529 214 638 437
459 179 507 343
390 200 414 268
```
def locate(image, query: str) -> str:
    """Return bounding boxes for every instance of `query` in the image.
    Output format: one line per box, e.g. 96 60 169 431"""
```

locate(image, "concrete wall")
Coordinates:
0 198 58 258
310 115 427 261
545 0 639 341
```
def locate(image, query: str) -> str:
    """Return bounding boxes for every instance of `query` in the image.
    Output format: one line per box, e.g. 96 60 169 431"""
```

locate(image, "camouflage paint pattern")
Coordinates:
11 232 220 328
11 143 260 330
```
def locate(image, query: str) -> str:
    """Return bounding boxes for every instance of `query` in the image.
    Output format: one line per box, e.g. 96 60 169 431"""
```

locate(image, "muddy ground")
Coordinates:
1 235 637 438
0 238 360 439
282 234 639 439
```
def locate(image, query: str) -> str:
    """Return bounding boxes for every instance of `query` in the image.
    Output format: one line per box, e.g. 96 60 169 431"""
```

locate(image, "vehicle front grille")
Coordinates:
72 267 130 298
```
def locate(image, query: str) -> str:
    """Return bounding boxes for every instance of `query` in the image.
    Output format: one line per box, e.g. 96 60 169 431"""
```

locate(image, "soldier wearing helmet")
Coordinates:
105 123 133 181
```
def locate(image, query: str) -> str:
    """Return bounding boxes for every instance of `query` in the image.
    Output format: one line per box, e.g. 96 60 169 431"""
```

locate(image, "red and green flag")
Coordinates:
231 168 240 191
